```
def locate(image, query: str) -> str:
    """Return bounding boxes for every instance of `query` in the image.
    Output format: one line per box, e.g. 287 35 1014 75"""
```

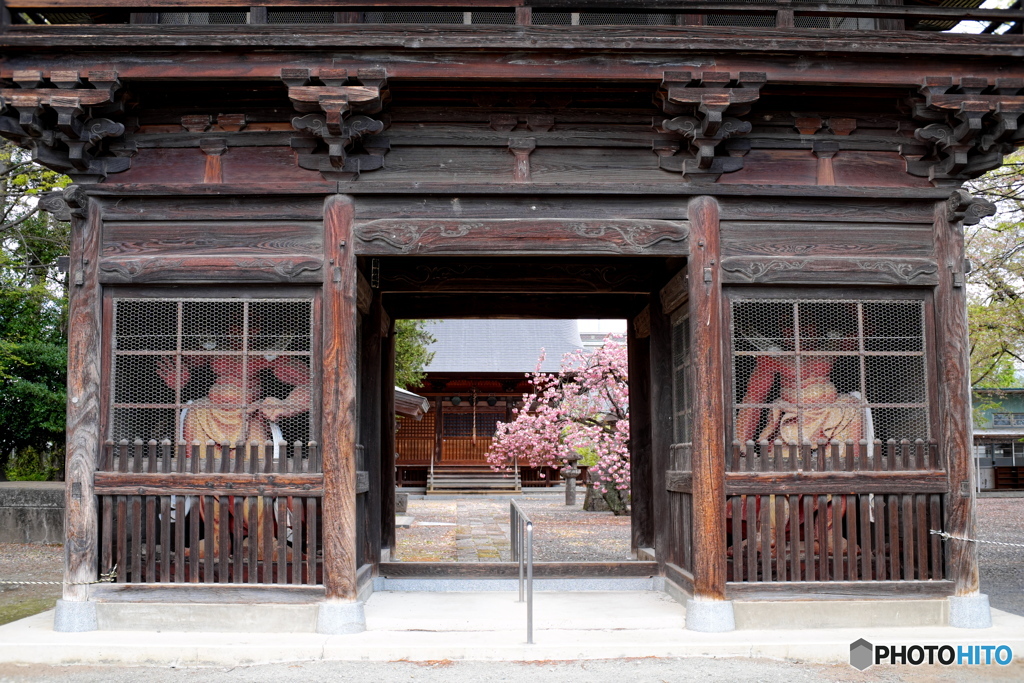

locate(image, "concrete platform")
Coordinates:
1 591 1022 666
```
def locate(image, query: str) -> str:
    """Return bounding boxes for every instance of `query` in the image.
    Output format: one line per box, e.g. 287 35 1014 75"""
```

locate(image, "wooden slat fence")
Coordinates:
95 439 323 585
720 439 946 583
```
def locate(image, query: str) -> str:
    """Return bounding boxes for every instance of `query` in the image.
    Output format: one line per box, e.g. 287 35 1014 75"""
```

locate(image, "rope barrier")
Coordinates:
930 530 1024 549
0 565 117 586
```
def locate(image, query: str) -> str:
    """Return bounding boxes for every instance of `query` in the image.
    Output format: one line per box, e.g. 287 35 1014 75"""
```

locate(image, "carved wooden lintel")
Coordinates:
283 67 390 180
720 256 939 285
0 70 132 182
656 71 764 182
355 218 689 256
98 255 324 284
902 76 1024 185
946 189 997 226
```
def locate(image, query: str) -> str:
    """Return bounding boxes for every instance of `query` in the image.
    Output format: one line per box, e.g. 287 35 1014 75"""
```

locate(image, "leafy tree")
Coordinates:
394 319 436 389
487 337 630 515
0 142 70 478
966 150 1024 389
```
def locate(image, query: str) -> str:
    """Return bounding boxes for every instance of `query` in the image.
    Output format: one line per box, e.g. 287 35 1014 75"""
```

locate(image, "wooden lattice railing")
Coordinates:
95 439 324 585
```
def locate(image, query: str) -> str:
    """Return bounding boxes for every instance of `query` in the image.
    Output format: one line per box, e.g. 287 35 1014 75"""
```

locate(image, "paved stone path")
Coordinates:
396 495 634 563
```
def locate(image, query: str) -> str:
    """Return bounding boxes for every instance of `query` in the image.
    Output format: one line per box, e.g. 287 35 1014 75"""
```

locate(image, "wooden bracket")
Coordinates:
283 67 391 180
655 71 765 182
0 69 131 182
902 76 1024 185
946 189 997 226
508 137 536 182
38 184 88 222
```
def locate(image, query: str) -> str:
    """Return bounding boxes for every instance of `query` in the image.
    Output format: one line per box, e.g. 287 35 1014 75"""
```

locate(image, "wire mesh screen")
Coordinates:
363 11 464 24
671 310 692 445
442 411 504 438
707 0 776 27
267 11 337 24
110 297 314 451
579 13 675 25
731 298 929 451
159 12 250 24
532 12 572 24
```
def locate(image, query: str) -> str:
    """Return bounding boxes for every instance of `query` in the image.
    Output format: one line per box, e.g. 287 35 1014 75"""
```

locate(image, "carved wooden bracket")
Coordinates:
947 189 997 226
38 184 88 222
508 137 536 182
655 70 765 182
0 70 133 182
902 76 1024 185
283 67 391 180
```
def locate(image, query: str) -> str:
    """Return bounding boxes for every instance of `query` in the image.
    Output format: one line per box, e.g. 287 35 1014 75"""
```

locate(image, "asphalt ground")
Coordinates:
1 657 1022 682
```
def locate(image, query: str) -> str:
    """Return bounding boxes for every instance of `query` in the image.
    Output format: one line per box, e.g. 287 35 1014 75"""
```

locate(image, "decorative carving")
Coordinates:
283 67 391 180
98 256 323 284
356 218 689 255
38 184 88 222
946 189 997 226
721 256 939 285
901 76 1024 185
655 70 765 182
0 70 132 182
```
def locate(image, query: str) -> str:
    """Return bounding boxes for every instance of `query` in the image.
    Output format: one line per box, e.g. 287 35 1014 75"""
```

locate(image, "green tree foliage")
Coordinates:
966 150 1024 389
394 319 436 390
0 142 70 478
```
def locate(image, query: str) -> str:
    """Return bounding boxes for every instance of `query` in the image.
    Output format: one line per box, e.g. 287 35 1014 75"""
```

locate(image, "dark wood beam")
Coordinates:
383 292 649 319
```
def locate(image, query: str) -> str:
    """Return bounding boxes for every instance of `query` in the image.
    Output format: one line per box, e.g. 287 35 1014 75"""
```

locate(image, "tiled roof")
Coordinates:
423 319 584 373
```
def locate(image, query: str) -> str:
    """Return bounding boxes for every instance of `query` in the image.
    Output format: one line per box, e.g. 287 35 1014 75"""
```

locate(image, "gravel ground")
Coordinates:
396 495 633 563
1 658 1022 683
976 498 1024 617
0 544 62 627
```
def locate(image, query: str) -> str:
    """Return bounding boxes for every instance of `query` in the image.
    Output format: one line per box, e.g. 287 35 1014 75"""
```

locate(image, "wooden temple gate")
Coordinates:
2 0 1021 631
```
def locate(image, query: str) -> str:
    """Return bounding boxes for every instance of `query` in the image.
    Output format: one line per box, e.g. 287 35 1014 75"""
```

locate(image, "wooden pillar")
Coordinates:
648 292 672 566
687 195 726 601
64 196 102 600
934 199 979 597
322 195 359 601
628 309 654 552
360 289 383 566
380 314 397 557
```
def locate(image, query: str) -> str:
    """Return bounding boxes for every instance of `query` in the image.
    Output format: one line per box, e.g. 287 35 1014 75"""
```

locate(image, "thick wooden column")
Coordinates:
360 289 383 566
64 196 102 601
648 292 672 566
687 195 726 601
380 314 397 557
934 199 979 597
322 195 359 601
628 310 653 552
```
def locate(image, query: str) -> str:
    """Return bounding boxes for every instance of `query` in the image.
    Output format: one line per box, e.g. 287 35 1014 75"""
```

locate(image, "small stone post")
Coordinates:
561 453 581 506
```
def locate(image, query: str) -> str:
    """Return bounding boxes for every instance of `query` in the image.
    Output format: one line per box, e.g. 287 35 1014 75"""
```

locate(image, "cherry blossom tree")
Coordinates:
487 336 630 514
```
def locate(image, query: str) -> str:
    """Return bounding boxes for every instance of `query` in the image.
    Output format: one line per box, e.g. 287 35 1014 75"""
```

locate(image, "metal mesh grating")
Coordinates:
532 12 572 25
267 11 336 24
159 12 250 24
110 298 314 448
579 12 674 25
671 309 693 445
362 11 464 24
707 0 776 28
731 298 929 447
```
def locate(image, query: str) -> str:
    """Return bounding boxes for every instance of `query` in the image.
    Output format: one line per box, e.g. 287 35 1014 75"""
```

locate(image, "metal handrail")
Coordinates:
509 498 534 645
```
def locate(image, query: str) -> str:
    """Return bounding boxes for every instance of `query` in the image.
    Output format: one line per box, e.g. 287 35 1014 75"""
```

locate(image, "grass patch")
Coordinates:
0 594 59 626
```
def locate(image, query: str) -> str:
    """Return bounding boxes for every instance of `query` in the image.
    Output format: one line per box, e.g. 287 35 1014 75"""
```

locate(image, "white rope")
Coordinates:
0 566 118 586
930 529 1024 549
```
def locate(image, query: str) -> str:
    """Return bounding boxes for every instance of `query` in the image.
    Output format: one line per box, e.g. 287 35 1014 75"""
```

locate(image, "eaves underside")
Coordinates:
1 25 1023 59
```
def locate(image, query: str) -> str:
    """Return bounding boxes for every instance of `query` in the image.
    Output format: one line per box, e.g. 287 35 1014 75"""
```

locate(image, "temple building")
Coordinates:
2 1 1020 634
396 318 585 491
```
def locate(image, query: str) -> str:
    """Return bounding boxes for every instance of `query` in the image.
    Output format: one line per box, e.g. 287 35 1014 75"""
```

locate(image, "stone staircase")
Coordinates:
426 465 522 495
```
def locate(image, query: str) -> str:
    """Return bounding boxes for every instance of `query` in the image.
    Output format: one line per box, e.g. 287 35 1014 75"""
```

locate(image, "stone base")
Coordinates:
949 593 992 629
316 601 366 635
685 598 735 632
53 599 97 633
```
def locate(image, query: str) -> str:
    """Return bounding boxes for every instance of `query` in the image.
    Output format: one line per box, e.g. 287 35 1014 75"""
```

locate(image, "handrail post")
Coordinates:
526 520 534 644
